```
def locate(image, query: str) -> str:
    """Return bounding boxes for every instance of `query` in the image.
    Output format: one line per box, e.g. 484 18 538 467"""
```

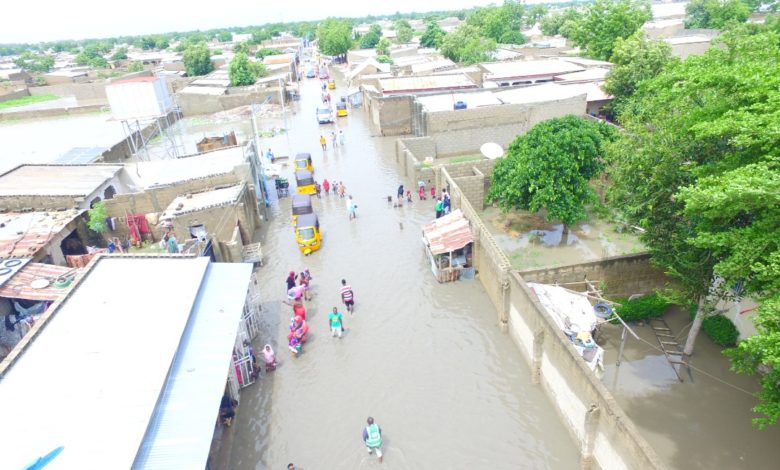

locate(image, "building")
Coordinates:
377 74 478 95
666 32 718 59
554 67 610 84
0 164 127 211
0 255 259 469
481 59 585 87
0 210 85 265
43 69 89 84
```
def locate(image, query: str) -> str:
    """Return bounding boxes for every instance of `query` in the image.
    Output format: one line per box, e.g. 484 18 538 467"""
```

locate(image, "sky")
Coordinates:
0 0 557 44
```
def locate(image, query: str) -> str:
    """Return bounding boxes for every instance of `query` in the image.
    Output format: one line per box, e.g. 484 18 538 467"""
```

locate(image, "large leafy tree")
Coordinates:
420 21 447 48
467 1 527 44
487 115 618 229
183 43 214 77
540 9 583 37
685 0 751 29
375 38 391 57
604 32 675 115
359 30 381 49
393 19 414 44
317 18 353 58
568 0 651 60
440 24 497 64
607 23 780 403
13 52 54 72
228 52 267 86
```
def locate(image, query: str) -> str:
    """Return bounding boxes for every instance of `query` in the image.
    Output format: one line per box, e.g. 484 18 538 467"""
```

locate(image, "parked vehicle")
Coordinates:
317 107 333 124
295 170 316 195
294 153 314 173
305 68 316 78
336 102 348 117
291 194 314 225
295 213 321 255
328 79 336 90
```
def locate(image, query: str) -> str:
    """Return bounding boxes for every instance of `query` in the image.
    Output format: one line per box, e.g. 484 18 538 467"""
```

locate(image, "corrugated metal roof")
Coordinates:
0 164 122 197
0 262 82 301
0 210 81 259
423 209 473 255
55 147 109 164
0 257 212 469
133 262 252 469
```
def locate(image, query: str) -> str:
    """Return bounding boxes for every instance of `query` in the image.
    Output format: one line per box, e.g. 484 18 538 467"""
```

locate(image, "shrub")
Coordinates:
611 292 670 323
702 315 739 347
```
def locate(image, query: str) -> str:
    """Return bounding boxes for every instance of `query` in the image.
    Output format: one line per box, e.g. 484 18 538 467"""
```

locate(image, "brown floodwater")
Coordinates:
600 307 780 469
223 70 580 468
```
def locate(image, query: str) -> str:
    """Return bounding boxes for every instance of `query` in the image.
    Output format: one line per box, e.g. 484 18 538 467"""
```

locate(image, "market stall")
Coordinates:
421 209 474 283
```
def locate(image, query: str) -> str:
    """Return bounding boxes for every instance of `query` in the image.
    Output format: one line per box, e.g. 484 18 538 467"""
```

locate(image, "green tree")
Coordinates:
87 201 108 234
540 9 583 37
467 1 526 44
317 18 353 58
250 29 271 44
359 30 381 49
376 37 391 56
394 19 414 43
685 0 751 29
526 5 548 26
420 21 447 48
183 43 213 76
88 56 109 69
487 115 617 229
233 41 250 55
369 24 383 36
604 32 675 114
255 47 282 59
13 52 54 73
568 0 651 60
375 55 393 64
228 52 267 86
217 31 233 42
607 25 780 370
440 24 497 64
127 61 144 72
110 47 128 61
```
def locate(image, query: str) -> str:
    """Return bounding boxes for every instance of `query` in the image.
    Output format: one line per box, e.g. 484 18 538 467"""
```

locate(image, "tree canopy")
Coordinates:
375 37 391 56
606 22 780 425
183 43 214 77
317 18 353 57
568 0 651 60
359 30 381 49
393 19 414 43
466 0 528 44
440 24 497 64
487 115 618 227
228 52 267 86
14 51 54 72
604 32 675 114
685 0 751 29
420 21 447 48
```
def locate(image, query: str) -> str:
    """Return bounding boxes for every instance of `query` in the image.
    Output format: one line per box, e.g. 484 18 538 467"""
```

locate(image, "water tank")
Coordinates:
106 76 173 121
453 101 467 110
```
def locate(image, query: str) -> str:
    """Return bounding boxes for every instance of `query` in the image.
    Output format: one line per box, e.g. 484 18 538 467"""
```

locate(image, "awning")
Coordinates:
422 209 474 255
0 263 82 301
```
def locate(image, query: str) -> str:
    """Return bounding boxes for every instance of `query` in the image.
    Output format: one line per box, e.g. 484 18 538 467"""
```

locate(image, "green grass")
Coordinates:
448 154 483 164
0 94 59 110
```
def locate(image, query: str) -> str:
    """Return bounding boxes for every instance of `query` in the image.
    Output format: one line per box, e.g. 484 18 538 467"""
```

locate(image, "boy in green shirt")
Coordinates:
329 307 344 338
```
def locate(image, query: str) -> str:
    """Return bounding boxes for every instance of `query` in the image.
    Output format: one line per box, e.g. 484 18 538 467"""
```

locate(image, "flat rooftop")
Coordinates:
666 35 713 45
0 164 122 197
554 67 610 83
379 74 477 94
162 184 245 218
128 146 246 189
418 91 503 112
494 82 588 105
482 59 584 81
0 256 252 469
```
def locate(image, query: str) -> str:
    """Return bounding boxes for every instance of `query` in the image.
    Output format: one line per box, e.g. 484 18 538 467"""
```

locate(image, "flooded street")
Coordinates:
226 74 580 468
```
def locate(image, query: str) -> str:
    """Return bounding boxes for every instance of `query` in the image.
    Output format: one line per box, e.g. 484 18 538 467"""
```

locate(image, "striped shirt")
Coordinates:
340 285 354 302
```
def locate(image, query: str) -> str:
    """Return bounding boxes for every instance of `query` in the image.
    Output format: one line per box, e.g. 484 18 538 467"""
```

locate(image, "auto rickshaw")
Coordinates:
291 194 313 225
327 79 336 90
336 101 348 117
295 170 316 195
294 153 314 173
295 213 321 255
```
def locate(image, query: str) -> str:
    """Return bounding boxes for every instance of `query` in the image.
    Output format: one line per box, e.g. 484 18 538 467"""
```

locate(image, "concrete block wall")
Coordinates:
453 169 485 211
378 95 414 136
177 89 279 116
518 253 671 299
506 272 665 470
28 82 108 102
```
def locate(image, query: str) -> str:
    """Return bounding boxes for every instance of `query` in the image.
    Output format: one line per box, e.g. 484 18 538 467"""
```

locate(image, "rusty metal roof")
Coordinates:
423 209 474 255
0 262 82 301
0 210 81 259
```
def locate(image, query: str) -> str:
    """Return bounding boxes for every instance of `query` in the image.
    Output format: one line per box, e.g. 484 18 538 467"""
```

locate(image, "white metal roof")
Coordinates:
128 147 246 189
417 91 502 112
495 83 588 105
133 261 253 469
554 68 610 83
161 184 245 218
482 59 584 81
0 256 212 470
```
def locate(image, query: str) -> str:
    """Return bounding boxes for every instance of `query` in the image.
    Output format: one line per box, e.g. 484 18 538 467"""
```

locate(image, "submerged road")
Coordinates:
226 66 580 469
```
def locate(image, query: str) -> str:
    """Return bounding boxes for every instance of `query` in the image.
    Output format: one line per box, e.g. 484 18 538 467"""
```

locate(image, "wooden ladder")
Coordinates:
649 317 689 382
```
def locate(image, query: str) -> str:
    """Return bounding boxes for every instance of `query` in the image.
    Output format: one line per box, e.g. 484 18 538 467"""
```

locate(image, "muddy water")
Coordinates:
601 308 780 469
226 74 580 468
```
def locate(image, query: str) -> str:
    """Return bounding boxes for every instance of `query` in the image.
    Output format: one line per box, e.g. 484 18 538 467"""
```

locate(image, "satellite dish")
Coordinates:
480 142 504 160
